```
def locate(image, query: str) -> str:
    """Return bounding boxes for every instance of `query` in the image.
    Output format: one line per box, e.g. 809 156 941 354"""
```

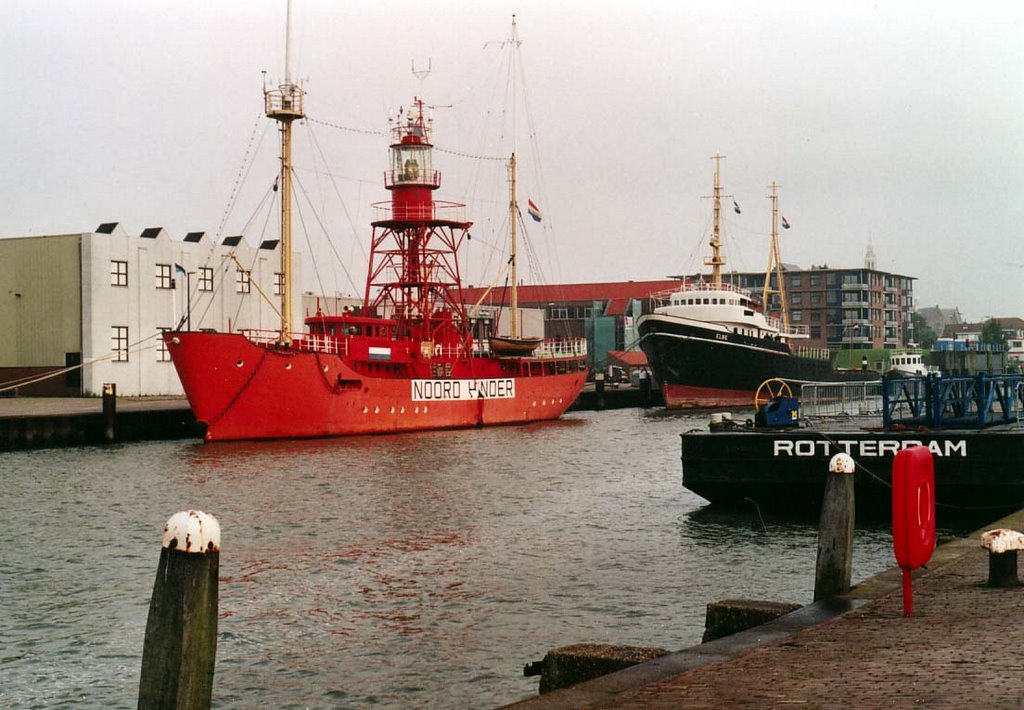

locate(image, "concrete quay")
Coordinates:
0 383 653 450
0 396 198 449
506 507 1024 709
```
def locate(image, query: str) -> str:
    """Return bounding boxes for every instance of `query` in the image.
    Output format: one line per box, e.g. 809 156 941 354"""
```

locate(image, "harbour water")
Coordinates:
1 408 959 708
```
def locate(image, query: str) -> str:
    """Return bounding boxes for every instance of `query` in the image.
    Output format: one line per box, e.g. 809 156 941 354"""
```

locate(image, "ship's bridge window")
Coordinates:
703 298 710 304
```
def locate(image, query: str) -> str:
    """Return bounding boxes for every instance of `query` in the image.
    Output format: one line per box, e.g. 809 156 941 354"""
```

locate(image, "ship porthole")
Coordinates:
323 365 328 372
389 406 395 414
285 363 292 370
362 406 369 414
236 360 244 368
532 401 537 407
374 406 380 414
423 405 428 414
171 336 180 345
400 407 405 414
414 406 420 414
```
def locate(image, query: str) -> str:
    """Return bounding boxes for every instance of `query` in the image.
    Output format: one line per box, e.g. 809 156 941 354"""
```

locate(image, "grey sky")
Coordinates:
3 0 1022 321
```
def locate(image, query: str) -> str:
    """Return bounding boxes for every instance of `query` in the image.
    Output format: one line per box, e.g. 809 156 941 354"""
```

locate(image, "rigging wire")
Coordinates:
292 168 362 297
303 119 370 278
216 114 272 241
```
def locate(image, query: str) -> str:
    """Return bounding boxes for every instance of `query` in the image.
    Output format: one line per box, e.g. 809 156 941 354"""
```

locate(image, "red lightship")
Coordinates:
166 82 587 441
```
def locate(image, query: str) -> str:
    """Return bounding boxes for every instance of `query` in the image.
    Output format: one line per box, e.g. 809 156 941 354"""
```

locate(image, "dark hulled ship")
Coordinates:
637 156 870 409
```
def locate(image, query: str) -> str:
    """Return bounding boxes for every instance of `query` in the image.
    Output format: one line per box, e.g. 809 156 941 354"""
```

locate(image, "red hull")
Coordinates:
167 331 587 441
662 383 754 409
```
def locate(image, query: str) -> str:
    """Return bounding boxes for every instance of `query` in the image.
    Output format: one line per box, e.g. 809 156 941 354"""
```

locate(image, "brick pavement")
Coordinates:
507 508 1024 709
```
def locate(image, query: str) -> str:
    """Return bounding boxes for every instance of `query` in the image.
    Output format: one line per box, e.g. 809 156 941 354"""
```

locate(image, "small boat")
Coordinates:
637 156 874 409
164 18 587 441
488 335 543 357
886 349 941 377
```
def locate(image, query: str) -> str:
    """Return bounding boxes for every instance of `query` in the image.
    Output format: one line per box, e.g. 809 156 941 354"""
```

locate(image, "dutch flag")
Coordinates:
527 198 542 222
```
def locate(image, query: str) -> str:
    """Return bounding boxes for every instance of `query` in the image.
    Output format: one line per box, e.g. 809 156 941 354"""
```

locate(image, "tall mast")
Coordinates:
509 153 519 338
703 153 730 287
508 15 522 340
264 0 304 345
762 181 790 328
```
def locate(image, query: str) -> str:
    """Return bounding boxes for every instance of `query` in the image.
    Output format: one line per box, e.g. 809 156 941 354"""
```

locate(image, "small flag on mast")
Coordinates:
781 216 791 229
527 198 542 222
733 201 741 215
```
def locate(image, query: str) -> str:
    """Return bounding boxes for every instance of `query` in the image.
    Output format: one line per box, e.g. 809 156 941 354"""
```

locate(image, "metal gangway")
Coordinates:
882 373 1024 429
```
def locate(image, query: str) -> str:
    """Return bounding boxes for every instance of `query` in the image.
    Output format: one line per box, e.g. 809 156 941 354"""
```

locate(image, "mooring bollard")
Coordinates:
980 529 1024 588
102 382 117 442
814 452 856 601
138 510 221 710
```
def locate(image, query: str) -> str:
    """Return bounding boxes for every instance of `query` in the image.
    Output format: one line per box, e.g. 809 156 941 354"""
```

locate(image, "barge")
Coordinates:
681 374 1024 518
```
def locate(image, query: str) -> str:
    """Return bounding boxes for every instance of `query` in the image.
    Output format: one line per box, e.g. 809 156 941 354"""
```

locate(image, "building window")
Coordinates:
198 266 213 292
809 274 820 287
112 326 129 362
157 327 172 362
236 268 251 294
111 260 128 287
792 310 803 322
810 292 822 304
790 274 802 288
155 264 173 289
791 293 802 306
274 272 284 296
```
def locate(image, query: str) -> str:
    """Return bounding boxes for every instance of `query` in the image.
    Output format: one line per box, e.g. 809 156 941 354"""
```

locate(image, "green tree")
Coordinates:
911 312 937 349
981 318 1007 346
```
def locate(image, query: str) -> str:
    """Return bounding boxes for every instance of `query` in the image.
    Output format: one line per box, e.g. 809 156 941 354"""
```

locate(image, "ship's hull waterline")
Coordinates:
167 331 587 441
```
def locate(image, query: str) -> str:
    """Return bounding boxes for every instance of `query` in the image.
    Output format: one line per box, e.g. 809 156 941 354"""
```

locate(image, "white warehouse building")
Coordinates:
0 223 302 396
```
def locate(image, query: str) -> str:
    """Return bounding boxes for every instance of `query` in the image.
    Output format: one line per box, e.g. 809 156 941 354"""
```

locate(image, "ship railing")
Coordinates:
371 200 467 223
240 329 348 355
799 380 884 417
792 346 832 362
432 342 469 359
764 315 809 337
537 338 588 358
648 282 753 308
472 337 588 359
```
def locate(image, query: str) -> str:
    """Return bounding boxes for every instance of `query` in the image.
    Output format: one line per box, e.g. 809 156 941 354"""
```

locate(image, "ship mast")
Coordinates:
704 153 730 288
762 181 790 329
263 0 305 345
507 15 523 340
509 152 520 339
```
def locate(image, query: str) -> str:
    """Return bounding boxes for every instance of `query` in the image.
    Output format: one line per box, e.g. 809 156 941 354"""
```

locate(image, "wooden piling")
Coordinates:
138 510 221 710
102 382 117 442
814 453 856 601
594 373 606 410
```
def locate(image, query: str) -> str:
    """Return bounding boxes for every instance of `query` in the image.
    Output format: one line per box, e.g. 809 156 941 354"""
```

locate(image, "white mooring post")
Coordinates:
138 510 221 710
814 453 856 601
